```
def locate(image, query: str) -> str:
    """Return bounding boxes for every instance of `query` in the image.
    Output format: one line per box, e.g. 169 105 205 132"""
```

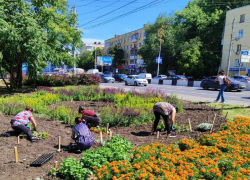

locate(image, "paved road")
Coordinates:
100 82 250 107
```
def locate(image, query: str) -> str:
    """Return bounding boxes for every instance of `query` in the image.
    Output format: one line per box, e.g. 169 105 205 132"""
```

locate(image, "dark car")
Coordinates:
165 75 187 80
200 76 246 91
113 74 127 82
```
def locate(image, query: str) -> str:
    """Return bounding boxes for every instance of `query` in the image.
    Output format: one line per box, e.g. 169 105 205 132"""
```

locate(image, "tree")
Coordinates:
78 51 95 70
0 0 83 89
107 45 125 69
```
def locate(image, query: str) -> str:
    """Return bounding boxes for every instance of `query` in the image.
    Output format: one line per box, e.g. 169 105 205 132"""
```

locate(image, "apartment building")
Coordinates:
80 42 104 53
104 25 147 74
221 5 250 76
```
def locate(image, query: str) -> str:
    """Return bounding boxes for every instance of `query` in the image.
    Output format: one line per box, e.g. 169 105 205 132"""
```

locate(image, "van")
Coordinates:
138 73 152 83
87 69 99 74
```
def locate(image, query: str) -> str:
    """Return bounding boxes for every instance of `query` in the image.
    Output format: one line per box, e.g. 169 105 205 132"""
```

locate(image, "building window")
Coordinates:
127 53 128 58
238 29 243 38
121 39 122 43
237 44 241 52
86 46 93 51
235 59 240 66
240 14 245 23
127 45 128 50
124 38 126 43
144 32 146 38
127 37 129 41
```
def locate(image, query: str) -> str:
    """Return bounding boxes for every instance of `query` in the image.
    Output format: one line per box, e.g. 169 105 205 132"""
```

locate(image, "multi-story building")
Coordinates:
105 25 147 74
221 5 250 76
80 42 104 53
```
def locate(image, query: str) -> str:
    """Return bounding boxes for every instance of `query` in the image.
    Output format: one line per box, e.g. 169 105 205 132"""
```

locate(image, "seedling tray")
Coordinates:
30 153 54 167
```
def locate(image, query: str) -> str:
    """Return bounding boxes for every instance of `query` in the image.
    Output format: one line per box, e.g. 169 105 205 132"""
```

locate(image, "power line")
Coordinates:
80 0 138 26
77 0 121 15
81 0 168 29
77 0 99 7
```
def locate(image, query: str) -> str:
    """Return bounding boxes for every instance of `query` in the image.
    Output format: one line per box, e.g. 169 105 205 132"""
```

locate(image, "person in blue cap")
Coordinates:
152 102 178 137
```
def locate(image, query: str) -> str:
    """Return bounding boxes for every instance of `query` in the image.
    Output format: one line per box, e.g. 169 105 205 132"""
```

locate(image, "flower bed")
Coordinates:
51 116 250 180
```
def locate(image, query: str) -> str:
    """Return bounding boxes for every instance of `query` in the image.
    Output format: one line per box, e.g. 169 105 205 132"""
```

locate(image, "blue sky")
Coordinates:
67 0 191 44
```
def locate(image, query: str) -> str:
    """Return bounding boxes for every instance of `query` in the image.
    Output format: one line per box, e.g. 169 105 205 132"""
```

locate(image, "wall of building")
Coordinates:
222 5 250 76
104 25 147 73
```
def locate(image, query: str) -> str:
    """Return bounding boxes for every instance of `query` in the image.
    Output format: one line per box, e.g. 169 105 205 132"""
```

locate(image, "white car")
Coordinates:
153 75 167 80
125 75 148 86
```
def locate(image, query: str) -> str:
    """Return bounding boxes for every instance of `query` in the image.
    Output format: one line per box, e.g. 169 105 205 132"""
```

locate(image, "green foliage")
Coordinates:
0 0 83 89
58 158 91 180
23 74 101 87
107 45 125 68
81 135 132 169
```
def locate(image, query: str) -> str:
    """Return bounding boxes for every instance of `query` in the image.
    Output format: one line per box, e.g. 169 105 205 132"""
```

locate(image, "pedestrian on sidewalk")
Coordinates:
214 70 227 103
152 102 178 137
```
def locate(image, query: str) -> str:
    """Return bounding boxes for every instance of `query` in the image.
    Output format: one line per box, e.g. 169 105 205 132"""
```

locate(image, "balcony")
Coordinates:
131 38 138 43
130 48 138 54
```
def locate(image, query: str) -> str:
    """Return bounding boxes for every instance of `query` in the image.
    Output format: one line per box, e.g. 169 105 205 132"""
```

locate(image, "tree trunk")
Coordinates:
17 59 22 89
0 67 10 90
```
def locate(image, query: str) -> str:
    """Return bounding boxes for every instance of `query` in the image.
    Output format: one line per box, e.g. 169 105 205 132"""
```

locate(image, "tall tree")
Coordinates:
78 51 95 70
107 45 125 69
0 0 82 89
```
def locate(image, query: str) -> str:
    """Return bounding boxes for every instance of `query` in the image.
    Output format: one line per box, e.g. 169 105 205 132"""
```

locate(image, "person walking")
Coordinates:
71 117 95 151
78 106 101 127
214 70 227 103
11 106 39 142
152 102 178 137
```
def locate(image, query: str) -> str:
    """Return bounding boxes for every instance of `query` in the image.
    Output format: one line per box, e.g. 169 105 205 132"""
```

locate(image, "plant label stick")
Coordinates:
68 117 70 125
106 123 109 134
54 161 58 168
225 112 228 120
17 136 20 145
58 136 61 152
188 118 192 132
210 114 217 133
100 131 103 143
53 106 56 121
157 131 160 138
220 105 224 114
109 130 112 138
14 147 18 163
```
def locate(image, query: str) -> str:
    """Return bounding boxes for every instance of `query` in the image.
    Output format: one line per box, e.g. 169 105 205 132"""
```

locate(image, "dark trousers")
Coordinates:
83 115 100 127
153 111 170 134
12 125 33 139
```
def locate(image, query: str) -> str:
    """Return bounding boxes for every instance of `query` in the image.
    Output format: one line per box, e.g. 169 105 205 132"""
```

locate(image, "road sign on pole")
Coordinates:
241 50 250 63
155 57 162 64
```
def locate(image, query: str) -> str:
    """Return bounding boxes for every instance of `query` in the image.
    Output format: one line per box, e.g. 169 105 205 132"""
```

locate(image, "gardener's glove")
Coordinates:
34 127 37 132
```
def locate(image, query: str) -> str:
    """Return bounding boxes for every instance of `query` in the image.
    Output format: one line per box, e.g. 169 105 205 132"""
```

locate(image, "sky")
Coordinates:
67 0 191 45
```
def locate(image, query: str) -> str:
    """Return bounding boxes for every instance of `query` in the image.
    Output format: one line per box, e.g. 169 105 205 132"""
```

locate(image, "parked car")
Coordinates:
138 73 152 80
200 76 246 91
87 69 99 74
113 74 127 82
99 74 115 83
124 75 148 86
165 75 187 80
152 75 167 80
103 71 114 77
230 75 249 83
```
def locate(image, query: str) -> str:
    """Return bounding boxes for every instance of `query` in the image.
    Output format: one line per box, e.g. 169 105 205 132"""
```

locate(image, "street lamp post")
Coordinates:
225 6 235 76
155 37 161 76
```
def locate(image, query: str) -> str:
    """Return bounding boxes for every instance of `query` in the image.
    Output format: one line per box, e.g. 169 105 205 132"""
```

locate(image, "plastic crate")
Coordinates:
30 153 54 167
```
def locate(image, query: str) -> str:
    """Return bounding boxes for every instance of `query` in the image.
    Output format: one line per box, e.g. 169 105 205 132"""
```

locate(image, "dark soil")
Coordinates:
0 100 227 180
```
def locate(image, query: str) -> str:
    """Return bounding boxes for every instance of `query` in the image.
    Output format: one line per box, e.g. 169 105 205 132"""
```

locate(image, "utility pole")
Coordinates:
225 6 235 76
157 40 161 76
73 0 76 74
95 49 97 69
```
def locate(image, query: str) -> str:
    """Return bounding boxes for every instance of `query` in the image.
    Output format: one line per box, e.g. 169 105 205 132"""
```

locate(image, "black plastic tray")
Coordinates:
30 153 54 167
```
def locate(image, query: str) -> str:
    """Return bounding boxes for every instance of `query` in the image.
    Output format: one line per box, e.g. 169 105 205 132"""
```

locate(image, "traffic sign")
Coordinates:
241 50 250 62
156 57 162 64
